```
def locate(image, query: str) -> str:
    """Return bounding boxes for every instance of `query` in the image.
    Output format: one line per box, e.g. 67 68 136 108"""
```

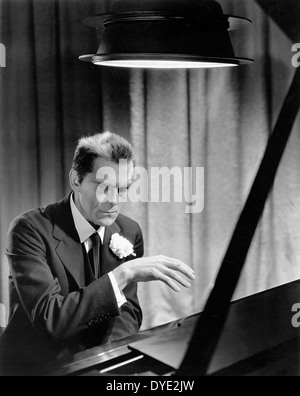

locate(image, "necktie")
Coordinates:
89 233 101 279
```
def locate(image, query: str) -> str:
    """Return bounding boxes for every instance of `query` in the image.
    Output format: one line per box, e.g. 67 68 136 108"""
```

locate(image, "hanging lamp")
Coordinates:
79 0 254 69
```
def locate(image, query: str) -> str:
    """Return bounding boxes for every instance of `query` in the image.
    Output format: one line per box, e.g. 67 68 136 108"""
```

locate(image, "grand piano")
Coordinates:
52 280 300 376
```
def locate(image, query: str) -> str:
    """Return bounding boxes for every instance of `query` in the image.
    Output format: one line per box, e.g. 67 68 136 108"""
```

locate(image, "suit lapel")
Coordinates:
52 196 126 284
52 195 86 288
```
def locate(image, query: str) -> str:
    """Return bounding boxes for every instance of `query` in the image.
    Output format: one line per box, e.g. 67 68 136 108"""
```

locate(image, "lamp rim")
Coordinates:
79 53 254 67
82 12 252 31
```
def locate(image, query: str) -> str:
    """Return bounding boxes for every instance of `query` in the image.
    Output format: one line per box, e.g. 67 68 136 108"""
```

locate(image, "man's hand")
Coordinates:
113 256 195 293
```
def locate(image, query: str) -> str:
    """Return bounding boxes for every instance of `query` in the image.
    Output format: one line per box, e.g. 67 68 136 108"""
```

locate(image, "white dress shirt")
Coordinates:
70 194 126 308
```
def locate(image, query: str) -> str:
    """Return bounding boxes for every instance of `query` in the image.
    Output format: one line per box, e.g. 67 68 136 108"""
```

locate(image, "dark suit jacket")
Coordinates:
0 195 144 375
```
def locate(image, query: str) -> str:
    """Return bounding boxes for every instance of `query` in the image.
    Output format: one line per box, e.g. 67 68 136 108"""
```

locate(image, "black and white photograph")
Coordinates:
0 0 300 378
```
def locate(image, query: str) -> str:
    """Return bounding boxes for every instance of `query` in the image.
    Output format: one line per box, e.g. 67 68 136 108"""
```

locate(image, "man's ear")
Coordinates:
69 169 81 192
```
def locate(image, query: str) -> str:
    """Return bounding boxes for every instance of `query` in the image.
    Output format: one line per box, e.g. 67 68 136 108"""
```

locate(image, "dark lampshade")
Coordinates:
79 0 254 69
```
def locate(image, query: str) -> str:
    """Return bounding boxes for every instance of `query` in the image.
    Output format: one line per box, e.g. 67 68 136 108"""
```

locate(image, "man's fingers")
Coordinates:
161 267 192 288
158 256 195 280
123 256 196 292
153 266 192 290
159 274 181 293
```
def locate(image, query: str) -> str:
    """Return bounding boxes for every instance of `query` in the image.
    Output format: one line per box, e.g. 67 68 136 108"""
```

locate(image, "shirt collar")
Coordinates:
70 194 105 244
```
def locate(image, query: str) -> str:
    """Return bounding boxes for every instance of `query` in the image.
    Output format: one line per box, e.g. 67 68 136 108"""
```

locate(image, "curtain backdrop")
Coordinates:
1 0 300 332
124 0 300 329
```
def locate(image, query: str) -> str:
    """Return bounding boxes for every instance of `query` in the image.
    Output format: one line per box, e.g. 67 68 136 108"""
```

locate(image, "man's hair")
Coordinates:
72 132 135 183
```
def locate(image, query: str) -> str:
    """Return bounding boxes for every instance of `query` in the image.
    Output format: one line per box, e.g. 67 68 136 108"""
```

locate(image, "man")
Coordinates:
0 132 195 375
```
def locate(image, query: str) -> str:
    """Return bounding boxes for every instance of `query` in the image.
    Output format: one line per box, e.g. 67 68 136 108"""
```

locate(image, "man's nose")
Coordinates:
108 187 118 204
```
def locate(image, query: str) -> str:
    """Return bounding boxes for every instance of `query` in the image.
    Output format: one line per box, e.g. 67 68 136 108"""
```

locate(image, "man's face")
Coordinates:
72 158 134 227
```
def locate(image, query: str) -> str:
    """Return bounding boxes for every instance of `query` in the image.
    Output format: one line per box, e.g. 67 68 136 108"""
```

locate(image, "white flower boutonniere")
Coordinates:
109 234 136 260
